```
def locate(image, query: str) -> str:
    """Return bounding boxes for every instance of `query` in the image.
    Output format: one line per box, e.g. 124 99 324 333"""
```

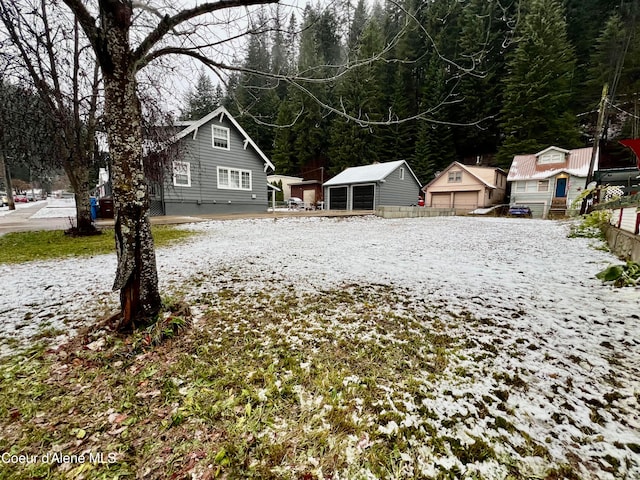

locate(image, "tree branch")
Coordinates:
133 0 280 67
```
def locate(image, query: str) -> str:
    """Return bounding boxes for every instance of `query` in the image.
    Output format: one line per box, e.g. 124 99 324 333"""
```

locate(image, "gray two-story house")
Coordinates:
150 107 275 216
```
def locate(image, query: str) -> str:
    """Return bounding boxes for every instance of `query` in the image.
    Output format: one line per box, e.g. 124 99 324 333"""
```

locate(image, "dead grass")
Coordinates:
0 282 630 479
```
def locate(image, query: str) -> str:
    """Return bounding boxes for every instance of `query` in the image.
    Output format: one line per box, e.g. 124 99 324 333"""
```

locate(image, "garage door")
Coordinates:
329 186 348 210
527 203 546 218
431 193 451 208
453 191 478 211
352 184 375 210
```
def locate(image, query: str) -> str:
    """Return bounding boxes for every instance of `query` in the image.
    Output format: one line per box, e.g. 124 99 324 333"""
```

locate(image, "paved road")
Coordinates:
0 202 374 235
0 202 73 235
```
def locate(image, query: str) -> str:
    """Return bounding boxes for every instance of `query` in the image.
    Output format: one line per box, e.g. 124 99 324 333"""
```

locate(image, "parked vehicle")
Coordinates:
14 194 28 203
508 205 532 217
0 192 7 206
286 197 305 209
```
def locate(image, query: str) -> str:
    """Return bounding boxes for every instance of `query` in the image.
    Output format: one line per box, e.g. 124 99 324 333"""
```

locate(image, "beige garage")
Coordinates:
423 162 507 213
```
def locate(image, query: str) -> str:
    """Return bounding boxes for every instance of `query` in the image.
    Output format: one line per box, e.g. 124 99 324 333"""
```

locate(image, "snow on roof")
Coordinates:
323 160 415 186
507 146 594 181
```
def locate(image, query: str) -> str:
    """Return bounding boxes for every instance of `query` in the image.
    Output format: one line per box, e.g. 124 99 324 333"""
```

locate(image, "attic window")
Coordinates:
399 167 405 180
212 126 230 150
448 171 462 183
539 152 564 164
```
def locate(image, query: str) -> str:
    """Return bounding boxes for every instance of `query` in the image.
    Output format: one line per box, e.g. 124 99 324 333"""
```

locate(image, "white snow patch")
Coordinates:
1 215 639 479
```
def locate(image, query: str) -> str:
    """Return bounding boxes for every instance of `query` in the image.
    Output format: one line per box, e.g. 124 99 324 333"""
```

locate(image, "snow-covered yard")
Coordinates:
1 215 639 478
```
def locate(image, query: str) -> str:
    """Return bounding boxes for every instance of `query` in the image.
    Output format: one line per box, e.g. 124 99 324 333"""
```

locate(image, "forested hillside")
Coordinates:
182 0 640 184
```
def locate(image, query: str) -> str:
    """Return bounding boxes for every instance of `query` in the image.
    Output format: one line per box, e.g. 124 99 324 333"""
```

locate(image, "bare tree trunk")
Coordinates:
0 152 15 210
63 157 95 234
101 4 161 329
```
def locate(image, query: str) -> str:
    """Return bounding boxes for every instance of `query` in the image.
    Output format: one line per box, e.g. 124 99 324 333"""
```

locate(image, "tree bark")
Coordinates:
0 152 15 210
101 2 161 329
63 156 95 234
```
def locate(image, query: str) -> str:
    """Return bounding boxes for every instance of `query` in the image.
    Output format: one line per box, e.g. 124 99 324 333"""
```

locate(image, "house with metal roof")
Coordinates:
148 106 275 216
323 160 421 211
422 162 507 213
507 146 594 218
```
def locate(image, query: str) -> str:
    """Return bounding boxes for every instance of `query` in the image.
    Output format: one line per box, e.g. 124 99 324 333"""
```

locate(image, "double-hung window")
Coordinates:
218 166 251 190
212 126 230 150
173 161 191 187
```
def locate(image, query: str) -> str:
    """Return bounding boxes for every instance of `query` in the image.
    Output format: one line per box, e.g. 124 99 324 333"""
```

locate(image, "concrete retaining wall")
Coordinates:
376 206 456 219
604 225 640 262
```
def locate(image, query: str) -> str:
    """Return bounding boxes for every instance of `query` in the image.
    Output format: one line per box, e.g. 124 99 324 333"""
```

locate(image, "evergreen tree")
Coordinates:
565 0 620 112
589 6 640 101
496 0 581 168
376 0 423 162
328 14 387 174
282 4 342 173
230 10 280 157
181 71 221 120
272 96 299 175
413 56 457 184
451 0 513 160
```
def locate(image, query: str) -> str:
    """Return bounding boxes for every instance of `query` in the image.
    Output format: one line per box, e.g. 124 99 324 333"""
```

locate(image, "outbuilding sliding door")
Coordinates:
328 186 348 210
352 184 375 210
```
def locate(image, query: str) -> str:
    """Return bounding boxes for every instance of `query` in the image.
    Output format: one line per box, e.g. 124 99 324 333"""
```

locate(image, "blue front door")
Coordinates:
555 178 567 197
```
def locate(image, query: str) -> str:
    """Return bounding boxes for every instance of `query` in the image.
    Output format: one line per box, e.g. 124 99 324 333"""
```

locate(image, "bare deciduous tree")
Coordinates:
0 0 102 235
57 0 277 329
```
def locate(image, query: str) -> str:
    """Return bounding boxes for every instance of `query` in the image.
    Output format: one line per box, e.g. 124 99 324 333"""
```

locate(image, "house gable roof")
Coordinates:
507 147 594 181
423 162 505 191
536 146 570 157
174 106 275 172
323 160 421 187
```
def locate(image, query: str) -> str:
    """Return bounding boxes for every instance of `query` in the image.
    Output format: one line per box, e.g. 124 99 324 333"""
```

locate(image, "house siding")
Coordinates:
378 166 421 206
424 163 506 210
510 174 585 218
323 163 420 210
163 116 269 215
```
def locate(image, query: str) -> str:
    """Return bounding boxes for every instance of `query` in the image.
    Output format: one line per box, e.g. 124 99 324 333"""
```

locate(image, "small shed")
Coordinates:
323 160 421 211
290 180 323 207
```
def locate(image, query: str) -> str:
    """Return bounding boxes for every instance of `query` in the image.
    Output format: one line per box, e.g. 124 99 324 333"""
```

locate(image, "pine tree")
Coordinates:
413 56 457 184
328 8 388 173
272 96 299 175
181 70 221 120
230 10 280 157
496 0 581 168
451 0 512 160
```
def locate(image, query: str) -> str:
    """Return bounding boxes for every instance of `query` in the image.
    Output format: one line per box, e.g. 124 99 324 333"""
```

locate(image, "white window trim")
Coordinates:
212 125 230 150
217 166 252 191
172 161 191 187
537 180 550 192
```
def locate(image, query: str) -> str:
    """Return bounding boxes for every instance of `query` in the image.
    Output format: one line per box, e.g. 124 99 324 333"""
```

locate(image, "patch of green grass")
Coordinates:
0 225 197 264
0 282 618 479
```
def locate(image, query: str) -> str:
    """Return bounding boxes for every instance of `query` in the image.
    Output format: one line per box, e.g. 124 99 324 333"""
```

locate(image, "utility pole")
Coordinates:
581 84 609 215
